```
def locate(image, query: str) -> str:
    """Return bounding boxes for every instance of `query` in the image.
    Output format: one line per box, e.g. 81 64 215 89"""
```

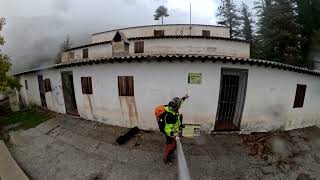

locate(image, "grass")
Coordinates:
0 107 55 131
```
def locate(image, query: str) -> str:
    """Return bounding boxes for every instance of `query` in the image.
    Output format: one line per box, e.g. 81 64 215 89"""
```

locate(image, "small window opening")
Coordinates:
25 80 28 90
44 79 52 92
134 41 144 53
69 51 74 60
81 77 93 94
83 48 89 59
202 30 210 37
293 84 306 108
118 76 134 96
154 30 164 37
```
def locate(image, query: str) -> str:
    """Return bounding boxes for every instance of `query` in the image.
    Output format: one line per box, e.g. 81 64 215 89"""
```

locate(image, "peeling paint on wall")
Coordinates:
119 96 139 128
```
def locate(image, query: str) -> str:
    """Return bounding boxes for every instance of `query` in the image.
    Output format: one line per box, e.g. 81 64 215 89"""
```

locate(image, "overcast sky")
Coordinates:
0 0 255 73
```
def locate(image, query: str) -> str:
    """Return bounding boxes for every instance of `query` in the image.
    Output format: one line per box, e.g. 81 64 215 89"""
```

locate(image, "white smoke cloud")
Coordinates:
0 0 255 73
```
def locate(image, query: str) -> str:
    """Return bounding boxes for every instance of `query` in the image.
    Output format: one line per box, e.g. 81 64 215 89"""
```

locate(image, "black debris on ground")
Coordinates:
116 127 140 145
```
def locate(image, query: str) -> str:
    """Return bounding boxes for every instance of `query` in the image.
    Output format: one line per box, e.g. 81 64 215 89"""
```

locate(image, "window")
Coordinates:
25 80 28 90
293 84 306 108
202 30 210 37
134 41 144 53
118 76 134 96
81 77 93 94
69 51 74 60
44 79 52 92
154 30 164 37
83 48 89 59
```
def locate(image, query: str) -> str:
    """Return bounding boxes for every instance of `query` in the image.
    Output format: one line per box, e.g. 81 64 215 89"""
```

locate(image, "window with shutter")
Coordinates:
202 30 210 37
44 79 52 92
293 84 306 108
118 76 134 96
154 30 164 37
81 77 93 94
25 80 28 90
83 48 89 58
134 41 144 53
69 51 74 60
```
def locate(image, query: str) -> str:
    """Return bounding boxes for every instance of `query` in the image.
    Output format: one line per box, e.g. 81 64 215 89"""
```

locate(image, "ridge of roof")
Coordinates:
92 24 229 35
13 54 320 77
66 35 247 51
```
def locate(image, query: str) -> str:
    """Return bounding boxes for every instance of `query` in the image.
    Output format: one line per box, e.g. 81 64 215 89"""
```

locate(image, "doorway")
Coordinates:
214 68 248 131
61 71 79 116
38 75 47 107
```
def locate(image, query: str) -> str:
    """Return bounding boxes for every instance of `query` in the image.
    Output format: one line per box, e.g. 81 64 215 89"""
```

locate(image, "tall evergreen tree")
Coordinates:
56 35 72 64
297 0 320 67
253 0 273 60
269 0 303 65
216 0 241 38
239 3 253 42
254 0 303 65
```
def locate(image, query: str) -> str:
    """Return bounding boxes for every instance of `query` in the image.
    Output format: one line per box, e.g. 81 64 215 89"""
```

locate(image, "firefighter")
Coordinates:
161 95 189 165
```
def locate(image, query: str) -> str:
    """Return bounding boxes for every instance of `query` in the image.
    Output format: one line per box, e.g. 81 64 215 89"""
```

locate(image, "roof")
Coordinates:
113 31 130 44
92 24 228 35
66 35 248 51
14 54 320 77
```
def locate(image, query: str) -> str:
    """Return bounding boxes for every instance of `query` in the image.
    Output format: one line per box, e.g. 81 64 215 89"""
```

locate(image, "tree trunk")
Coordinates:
161 17 164 25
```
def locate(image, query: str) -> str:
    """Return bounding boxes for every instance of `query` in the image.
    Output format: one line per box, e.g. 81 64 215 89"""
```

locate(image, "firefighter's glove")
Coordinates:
173 132 179 137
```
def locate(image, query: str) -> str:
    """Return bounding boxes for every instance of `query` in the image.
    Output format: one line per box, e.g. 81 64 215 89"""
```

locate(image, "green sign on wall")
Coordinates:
188 73 202 84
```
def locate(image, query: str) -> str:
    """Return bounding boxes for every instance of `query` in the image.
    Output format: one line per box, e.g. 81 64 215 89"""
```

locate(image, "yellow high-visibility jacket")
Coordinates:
163 102 184 137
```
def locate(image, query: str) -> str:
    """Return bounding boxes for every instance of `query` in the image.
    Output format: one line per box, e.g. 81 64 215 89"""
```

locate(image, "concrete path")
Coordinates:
0 140 29 180
8 115 320 180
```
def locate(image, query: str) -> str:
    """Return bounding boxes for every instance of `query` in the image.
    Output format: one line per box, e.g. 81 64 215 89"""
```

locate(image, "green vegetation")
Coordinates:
0 17 21 92
217 0 320 68
0 108 55 131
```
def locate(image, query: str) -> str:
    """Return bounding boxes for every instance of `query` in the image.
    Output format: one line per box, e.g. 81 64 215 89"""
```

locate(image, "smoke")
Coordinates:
0 0 253 74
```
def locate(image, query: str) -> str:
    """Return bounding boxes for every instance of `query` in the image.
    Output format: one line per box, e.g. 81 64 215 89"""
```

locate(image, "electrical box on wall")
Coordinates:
182 124 201 138
188 73 202 84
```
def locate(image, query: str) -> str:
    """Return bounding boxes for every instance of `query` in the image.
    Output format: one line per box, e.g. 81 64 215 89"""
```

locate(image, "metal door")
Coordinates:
214 68 248 131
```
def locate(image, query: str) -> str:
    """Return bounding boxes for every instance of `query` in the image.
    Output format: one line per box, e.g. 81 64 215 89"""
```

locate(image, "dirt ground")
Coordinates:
7 115 320 180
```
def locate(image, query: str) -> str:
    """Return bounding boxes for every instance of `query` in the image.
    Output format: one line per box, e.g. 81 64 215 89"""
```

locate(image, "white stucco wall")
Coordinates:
129 39 250 58
65 38 249 62
18 62 320 132
92 25 230 43
19 74 42 106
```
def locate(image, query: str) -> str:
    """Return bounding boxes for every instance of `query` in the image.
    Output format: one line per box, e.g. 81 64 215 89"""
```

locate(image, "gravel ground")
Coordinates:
7 115 320 180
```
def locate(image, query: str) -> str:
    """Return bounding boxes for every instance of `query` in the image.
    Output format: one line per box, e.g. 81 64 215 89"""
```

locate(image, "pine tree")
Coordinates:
297 0 320 67
216 0 241 38
56 35 72 64
269 0 303 65
253 0 273 60
253 0 303 65
239 3 253 42
154 6 169 25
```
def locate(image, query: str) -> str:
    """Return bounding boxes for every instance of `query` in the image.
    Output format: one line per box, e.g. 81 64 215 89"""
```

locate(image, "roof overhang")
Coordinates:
13 54 320 77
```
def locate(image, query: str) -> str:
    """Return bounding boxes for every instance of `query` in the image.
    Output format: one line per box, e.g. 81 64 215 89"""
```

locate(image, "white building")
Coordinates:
15 24 320 133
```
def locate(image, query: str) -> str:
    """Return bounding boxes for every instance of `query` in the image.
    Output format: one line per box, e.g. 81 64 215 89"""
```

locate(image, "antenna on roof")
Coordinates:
189 2 192 35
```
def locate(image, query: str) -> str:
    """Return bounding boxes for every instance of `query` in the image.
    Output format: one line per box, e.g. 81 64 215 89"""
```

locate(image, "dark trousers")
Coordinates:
163 135 176 162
